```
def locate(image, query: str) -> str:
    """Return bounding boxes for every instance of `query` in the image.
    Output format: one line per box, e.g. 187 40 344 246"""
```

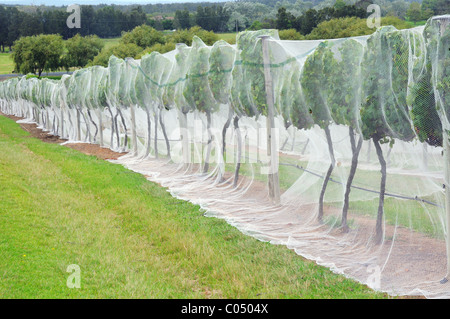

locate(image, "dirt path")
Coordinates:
2 113 124 161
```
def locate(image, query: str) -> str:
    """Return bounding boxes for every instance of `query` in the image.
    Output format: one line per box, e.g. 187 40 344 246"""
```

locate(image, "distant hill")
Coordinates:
0 0 224 7
0 0 423 11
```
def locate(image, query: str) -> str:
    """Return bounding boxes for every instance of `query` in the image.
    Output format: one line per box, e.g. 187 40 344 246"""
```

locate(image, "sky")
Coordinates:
0 0 221 6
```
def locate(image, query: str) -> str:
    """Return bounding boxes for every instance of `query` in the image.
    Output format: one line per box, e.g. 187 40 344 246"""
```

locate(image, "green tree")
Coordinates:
228 12 249 32
422 0 450 15
174 9 191 29
183 36 216 173
300 41 336 223
406 2 423 23
162 19 174 30
117 58 139 153
278 29 305 40
0 6 9 51
326 39 365 231
120 25 165 49
79 5 96 36
88 66 109 147
139 52 173 159
136 42 176 59
360 26 416 244
288 65 314 141
162 43 192 166
276 7 295 30
334 0 346 10
63 34 104 69
306 16 414 40
128 6 148 30
208 40 236 161
6 8 35 50
296 8 318 35
106 56 129 151
19 12 44 37
90 43 143 67
229 30 277 187
273 43 310 152
293 4 366 36
170 26 219 46
422 17 449 150
12 34 65 77
132 54 153 158
229 51 251 187
66 69 86 141
410 25 442 148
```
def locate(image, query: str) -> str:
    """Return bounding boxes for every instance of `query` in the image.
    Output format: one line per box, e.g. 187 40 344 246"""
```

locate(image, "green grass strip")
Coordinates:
0 115 386 299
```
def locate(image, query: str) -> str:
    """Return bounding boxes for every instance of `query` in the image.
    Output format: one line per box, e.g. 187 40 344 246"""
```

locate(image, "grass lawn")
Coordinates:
0 53 14 75
99 37 121 50
220 140 443 240
0 115 388 299
217 32 238 44
405 19 428 26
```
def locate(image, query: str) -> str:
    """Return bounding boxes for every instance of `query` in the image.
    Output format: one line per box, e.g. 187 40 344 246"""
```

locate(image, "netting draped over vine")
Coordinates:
1 16 450 298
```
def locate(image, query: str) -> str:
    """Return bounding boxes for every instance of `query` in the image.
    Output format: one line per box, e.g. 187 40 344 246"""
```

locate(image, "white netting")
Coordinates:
1 16 450 298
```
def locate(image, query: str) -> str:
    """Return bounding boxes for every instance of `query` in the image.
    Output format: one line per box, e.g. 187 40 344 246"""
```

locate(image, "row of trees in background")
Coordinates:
6 0 449 75
171 1 378 33
274 1 368 34
10 25 222 75
12 34 104 76
0 5 146 52
10 12 419 76
2 0 448 53
171 5 231 32
0 3 228 52
90 26 219 67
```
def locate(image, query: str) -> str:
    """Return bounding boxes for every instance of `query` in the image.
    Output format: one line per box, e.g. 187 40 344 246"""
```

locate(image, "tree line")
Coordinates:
11 34 104 77
3 0 448 53
10 25 223 76
274 1 368 35
5 0 448 75
0 5 147 52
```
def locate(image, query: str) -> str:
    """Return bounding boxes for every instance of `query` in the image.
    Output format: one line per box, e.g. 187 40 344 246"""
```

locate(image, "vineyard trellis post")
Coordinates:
260 35 280 204
444 127 450 283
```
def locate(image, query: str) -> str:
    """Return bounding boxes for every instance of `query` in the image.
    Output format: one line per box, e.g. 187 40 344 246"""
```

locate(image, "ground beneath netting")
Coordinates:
3 112 449 299
2 113 123 161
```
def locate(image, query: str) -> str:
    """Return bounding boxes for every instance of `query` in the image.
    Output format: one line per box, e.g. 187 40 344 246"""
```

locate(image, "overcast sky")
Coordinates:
0 0 222 6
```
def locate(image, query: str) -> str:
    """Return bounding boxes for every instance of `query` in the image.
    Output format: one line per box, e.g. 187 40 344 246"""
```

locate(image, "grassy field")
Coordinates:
0 53 14 75
99 37 121 50
223 147 444 240
217 32 237 44
0 115 388 299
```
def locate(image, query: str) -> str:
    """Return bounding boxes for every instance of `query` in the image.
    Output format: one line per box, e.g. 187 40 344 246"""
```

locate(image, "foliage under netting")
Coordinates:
1 16 449 298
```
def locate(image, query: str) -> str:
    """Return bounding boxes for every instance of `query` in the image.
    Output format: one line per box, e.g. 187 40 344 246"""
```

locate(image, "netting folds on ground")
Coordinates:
1 16 449 298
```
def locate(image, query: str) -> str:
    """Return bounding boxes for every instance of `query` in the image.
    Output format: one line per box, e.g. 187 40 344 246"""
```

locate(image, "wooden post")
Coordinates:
260 35 280 204
444 130 450 281
97 108 103 147
130 103 137 155
125 59 138 155
76 107 81 141
60 107 64 139
176 43 190 168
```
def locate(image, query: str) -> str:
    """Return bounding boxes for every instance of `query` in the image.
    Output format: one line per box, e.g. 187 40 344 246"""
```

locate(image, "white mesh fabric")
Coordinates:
1 17 450 298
